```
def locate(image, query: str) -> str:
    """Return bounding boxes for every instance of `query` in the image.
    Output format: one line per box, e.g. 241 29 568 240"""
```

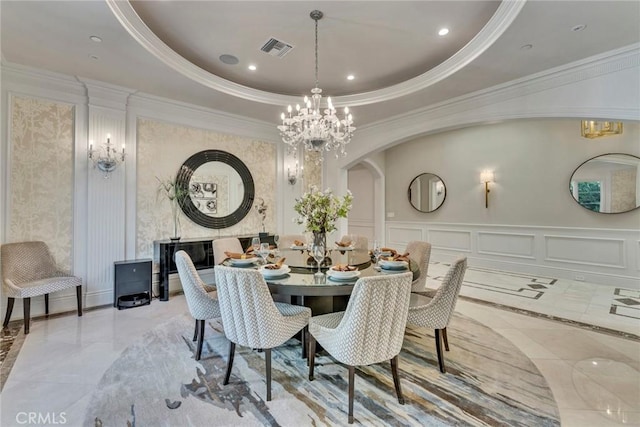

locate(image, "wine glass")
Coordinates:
259 242 270 265
373 240 382 268
251 237 260 257
312 243 325 277
273 234 280 248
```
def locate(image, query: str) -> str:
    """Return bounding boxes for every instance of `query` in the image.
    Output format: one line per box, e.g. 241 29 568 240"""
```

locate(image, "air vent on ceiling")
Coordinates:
260 38 294 58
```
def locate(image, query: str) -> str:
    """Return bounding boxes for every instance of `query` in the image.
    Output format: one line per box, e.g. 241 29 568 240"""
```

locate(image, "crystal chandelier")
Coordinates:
277 10 355 162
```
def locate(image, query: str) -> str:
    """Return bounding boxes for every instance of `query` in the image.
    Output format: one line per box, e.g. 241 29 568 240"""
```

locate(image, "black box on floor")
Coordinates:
114 259 152 309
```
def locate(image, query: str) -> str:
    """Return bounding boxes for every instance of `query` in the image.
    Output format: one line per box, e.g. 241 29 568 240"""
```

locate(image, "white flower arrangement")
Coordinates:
293 186 353 233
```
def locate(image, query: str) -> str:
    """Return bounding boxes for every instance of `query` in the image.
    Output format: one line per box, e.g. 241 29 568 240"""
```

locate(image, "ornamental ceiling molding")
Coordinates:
106 0 526 107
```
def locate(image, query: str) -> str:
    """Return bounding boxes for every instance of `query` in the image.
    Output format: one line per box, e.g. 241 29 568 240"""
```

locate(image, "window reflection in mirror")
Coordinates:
408 173 446 212
570 153 640 214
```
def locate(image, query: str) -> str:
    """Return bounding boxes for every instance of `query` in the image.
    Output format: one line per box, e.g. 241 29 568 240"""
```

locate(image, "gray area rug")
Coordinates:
86 312 559 426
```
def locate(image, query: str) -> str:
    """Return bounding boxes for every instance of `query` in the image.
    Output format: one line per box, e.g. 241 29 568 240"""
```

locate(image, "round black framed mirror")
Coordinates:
408 173 446 212
175 150 255 228
569 153 640 214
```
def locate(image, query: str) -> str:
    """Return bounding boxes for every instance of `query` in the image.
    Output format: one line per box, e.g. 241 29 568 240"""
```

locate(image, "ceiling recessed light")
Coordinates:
438 28 449 36
572 24 587 32
89 35 102 43
219 54 239 65
89 54 99 60
248 65 257 71
347 75 355 81
519 44 533 50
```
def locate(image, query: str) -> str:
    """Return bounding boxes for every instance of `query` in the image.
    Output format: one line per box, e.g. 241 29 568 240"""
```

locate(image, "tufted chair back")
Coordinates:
339 235 368 250
2 241 63 290
215 265 309 349
212 237 243 265
277 234 307 249
175 250 220 321
405 241 432 292
316 272 412 366
408 257 467 329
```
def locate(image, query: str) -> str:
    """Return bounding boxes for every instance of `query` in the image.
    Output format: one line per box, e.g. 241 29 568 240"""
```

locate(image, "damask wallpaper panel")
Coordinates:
136 118 276 259
9 96 74 271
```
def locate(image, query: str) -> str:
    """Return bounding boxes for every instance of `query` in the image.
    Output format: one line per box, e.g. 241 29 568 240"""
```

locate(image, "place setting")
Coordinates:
325 263 361 282
258 257 291 279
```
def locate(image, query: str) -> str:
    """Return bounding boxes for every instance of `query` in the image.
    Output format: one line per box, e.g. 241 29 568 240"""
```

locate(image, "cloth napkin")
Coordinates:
225 251 254 260
332 263 357 272
293 240 305 247
335 240 352 247
264 258 286 270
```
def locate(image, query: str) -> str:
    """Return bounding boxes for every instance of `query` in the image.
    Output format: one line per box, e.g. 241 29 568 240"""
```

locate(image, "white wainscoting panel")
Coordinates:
387 225 424 246
386 221 640 289
429 229 472 252
544 235 625 268
477 232 536 259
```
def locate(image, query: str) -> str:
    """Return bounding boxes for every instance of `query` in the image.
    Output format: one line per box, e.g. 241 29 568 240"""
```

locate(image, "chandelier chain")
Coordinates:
314 14 319 89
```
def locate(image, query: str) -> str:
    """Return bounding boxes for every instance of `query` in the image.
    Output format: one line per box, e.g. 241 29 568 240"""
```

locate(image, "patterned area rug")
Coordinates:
1 320 25 391
85 312 560 426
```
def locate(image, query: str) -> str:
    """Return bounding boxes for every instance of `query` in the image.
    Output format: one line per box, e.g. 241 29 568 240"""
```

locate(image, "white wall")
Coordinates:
347 164 375 243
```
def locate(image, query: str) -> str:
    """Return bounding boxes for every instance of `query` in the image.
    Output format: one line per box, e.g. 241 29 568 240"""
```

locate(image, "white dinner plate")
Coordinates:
379 259 408 270
326 269 361 281
335 246 354 251
290 245 307 250
259 265 291 278
229 257 258 266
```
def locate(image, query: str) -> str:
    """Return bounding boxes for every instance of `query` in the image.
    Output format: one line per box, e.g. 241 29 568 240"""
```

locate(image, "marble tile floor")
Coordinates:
1 266 639 426
426 262 640 338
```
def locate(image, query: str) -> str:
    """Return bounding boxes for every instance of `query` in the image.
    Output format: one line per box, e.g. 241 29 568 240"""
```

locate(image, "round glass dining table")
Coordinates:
225 248 419 313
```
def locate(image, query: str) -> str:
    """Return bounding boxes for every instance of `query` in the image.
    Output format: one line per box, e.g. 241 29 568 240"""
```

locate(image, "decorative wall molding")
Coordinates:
386 221 640 289
339 44 640 167
128 92 279 143
544 235 626 269
477 231 536 260
1 62 87 104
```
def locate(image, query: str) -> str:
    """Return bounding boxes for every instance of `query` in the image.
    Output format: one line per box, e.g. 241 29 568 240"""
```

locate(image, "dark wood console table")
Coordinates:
153 234 274 301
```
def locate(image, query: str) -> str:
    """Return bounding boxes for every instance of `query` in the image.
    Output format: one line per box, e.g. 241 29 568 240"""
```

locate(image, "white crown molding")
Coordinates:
128 92 280 143
77 76 137 111
105 0 525 107
343 44 640 165
1 61 87 104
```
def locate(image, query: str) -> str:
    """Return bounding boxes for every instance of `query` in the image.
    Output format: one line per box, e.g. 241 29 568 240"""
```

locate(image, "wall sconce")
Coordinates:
89 134 125 178
480 170 494 208
287 161 303 185
581 120 623 139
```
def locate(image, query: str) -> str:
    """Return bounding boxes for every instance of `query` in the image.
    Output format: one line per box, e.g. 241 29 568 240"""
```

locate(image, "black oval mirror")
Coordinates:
176 150 254 228
570 153 640 214
408 173 446 212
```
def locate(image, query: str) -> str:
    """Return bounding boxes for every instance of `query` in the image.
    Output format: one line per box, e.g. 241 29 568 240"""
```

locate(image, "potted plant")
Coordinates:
293 186 353 250
157 176 191 241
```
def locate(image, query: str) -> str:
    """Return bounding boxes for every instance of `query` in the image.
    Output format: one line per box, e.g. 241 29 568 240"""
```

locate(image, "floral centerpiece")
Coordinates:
293 186 353 248
157 176 191 241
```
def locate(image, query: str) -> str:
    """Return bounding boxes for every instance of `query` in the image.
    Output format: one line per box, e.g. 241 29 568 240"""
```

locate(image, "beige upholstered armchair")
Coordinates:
175 250 221 360
1 241 82 334
214 265 311 401
338 235 368 250
308 272 413 424
405 241 432 292
407 257 467 373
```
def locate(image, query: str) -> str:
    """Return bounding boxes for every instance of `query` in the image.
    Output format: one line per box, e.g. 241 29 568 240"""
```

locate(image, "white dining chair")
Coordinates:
405 241 432 292
308 272 413 424
406 257 467 373
175 250 221 360
212 237 243 265
214 265 311 401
